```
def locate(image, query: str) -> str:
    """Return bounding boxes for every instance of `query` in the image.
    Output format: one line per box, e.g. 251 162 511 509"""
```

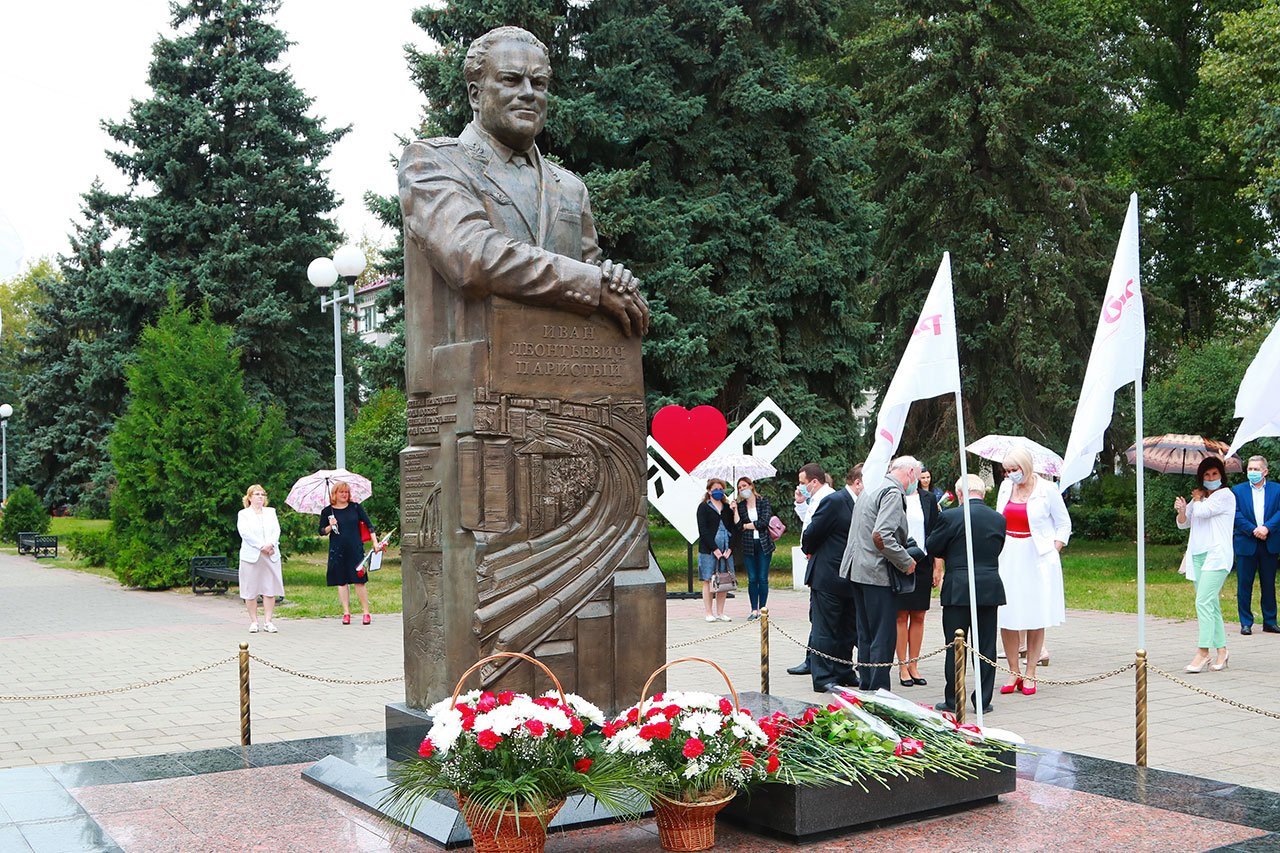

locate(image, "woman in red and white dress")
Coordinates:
995 447 1071 696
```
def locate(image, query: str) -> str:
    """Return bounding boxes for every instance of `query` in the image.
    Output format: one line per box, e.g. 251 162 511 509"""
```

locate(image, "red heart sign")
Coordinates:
651 405 728 474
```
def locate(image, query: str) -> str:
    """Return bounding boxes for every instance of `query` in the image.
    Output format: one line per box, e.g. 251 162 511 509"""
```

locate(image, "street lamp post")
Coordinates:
0 403 12 502
307 246 366 470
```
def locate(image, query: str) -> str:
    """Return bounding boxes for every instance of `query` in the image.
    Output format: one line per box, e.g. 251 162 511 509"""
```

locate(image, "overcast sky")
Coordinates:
0 1 432 272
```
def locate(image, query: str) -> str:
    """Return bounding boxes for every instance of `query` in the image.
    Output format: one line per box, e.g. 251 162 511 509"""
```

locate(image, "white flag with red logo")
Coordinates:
1058 193 1145 492
861 253 961 487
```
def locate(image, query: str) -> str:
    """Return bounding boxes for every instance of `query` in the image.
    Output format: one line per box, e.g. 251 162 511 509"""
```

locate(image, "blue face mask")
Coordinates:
1203 480 1222 491
797 482 810 499
710 489 725 501
1248 471 1264 485
905 480 919 496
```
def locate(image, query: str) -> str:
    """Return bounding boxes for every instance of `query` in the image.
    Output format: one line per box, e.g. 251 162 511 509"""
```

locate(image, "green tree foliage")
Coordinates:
0 258 52 492
841 0 1126 462
1 485 50 543
346 388 407 532
19 184 126 512
109 300 312 589
399 0 878 468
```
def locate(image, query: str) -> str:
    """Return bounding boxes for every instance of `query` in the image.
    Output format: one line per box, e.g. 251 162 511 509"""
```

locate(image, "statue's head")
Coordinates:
465 26 551 153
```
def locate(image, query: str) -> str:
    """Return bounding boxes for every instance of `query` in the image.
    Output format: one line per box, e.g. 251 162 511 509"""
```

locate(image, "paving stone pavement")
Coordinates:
4 553 1279 794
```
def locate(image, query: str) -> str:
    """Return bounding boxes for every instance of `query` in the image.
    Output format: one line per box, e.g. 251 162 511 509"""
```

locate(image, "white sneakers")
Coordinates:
248 622 259 633
717 614 731 622
249 621 279 633
264 622 278 634
704 615 717 623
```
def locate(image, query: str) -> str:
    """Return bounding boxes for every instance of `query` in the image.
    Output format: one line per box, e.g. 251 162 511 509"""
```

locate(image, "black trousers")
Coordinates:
810 589 857 689
942 604 999 709
852 582 898 691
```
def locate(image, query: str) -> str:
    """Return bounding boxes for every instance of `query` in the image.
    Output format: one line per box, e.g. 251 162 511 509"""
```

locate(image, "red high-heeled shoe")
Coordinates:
999 677 1024 695
1021 680 1037 696
362 613 371 625
342 613 351 625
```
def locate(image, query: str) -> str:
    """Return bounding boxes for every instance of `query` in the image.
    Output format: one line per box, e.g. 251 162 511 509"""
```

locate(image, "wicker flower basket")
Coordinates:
652 789 736 852
458 795 565 853
639 657 743 852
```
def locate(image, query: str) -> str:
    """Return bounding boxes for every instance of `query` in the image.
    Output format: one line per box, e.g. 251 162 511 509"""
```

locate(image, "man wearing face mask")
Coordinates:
787 463 835 676
1232 456 1280 635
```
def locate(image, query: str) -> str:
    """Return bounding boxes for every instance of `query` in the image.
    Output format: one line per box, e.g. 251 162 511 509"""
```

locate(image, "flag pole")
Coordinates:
954 390 983 727
1135 375 1146 650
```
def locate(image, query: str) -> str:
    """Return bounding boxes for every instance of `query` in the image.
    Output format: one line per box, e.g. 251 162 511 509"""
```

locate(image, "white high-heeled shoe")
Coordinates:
1184 656 1210 673
1210 650 1230 671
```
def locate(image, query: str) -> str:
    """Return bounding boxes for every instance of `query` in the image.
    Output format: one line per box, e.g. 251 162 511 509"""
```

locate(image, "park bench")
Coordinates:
17 532 35 555
32 535 58 559
191 555 236 595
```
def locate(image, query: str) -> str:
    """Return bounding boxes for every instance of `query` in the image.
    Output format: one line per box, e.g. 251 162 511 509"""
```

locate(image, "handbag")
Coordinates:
767 515 787 542
711 556 738 593
359 520 372 543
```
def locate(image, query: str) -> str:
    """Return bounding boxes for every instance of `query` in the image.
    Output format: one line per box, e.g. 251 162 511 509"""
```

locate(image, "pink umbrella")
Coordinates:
285 468 373 514
966 435 1065 477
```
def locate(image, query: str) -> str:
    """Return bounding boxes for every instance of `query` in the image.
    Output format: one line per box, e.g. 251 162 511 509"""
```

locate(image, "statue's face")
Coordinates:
469 41 550 152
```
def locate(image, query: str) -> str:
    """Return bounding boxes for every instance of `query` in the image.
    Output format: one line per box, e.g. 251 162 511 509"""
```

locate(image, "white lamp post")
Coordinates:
308 246 366 470
0 403 12 502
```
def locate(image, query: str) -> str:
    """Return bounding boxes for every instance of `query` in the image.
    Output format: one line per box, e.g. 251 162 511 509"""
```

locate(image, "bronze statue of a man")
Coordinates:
396 26 665 711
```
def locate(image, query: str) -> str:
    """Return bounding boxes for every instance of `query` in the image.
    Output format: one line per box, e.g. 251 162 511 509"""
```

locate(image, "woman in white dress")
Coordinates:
995 447 1071 695
1175 457 1234 673
238 484 283 633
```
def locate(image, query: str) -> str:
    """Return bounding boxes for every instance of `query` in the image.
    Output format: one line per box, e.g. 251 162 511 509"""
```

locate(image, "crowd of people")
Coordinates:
694 448 1280 711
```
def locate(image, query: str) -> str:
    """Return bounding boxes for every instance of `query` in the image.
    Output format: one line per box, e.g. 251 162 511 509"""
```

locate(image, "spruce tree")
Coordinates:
102 0 349 453
842 0 1127 458
398 0 877 468
109 299 309 589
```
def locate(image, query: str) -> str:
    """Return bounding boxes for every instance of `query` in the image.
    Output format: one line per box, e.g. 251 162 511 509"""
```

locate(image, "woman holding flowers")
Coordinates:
1176 456 1235 673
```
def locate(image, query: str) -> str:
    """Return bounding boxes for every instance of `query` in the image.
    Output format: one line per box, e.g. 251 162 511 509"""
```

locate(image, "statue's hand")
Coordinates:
598 260 649 337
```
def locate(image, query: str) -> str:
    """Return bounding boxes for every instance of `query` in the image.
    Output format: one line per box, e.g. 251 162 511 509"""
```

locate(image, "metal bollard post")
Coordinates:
239 642 251 747
760 607 770 695
1135 649 1147 767
953 629 967 726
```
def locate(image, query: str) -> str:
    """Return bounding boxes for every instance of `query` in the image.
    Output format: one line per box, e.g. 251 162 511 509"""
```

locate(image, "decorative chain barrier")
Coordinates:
667 618 755 649
770 620 950 668
1147 664 1280 721
964 644 1136 686
0 655 237 702
247 654 404 685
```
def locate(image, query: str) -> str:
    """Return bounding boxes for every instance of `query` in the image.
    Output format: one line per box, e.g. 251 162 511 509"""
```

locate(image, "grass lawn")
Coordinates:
15 518 1227 623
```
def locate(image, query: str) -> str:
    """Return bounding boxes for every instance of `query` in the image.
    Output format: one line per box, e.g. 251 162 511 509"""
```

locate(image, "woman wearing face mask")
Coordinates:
1175 457 1235 672
697 478 736 623
896 468 940 686
995 447 1072 696
731 476 774 621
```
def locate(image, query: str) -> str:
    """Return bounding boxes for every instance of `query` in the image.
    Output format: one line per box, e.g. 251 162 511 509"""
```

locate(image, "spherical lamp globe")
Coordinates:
333 244 367 278
0 404 11 419
307 257 339 289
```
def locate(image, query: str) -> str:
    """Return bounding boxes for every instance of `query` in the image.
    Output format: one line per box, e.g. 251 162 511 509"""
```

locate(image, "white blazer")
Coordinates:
1176 488 1235 580
996 476 1072 557
238 506 281 565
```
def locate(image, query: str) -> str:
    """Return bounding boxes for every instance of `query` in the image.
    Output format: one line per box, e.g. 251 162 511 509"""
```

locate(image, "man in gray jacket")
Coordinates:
839 455 921 690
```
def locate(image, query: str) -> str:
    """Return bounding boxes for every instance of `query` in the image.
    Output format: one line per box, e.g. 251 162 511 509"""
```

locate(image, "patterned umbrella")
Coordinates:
965 435 1065 477
690 453 777 483
285 468 373 514
1125 435 1243 474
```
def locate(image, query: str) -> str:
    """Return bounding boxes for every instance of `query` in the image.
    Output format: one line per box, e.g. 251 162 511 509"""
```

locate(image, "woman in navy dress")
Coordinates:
319 481 382 625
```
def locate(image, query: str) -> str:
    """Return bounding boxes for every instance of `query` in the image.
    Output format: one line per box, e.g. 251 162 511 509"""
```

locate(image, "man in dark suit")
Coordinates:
1232 456 1280 635
801 484 857 692
926 475 1007 713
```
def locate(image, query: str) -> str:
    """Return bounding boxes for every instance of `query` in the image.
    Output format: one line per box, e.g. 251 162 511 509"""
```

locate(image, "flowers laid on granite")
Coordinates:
384 653 649 853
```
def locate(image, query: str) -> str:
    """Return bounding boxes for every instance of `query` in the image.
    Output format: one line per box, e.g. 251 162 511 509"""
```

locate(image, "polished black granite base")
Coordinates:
385 701 433 764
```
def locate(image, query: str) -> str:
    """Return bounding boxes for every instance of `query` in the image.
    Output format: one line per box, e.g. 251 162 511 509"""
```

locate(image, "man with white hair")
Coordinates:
840 455 920 691
927 474 1007 713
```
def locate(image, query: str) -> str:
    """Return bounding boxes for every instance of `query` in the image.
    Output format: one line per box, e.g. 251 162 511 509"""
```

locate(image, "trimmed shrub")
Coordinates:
65 530 115 566
1 485 50 542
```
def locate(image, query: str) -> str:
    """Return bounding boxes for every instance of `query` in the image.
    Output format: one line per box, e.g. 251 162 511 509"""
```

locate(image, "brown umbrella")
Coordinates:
1125 434 1243 474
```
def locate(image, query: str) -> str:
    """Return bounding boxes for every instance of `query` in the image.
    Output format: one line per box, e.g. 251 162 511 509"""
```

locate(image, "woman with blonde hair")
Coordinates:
696 478 736 623
995 446 1071 696
319 481 383 625
238 484 283 633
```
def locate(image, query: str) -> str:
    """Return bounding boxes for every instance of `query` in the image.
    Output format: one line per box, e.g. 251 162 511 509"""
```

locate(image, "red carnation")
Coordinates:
569 716 585 736
524 719 547 737
682 737 705 759
639 720 673 741
646 706 666 719
497 691 516 706
894 738 923 757
739 750 756 769
574 758 593 773
652 692 665 701
476 730 502 750
719 698 733 716
459 707 477 731
476 692 498 713
626 708 640 723
801 708 819 725
602 721 620 738
758 720 780 745
418 738 435 758
664 704 681 718
766 752 780 774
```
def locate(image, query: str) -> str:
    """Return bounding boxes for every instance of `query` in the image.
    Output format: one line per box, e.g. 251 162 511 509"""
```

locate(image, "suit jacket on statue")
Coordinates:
398 122 607 391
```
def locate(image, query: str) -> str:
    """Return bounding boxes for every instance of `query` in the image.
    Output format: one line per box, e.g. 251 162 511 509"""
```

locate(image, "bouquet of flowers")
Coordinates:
603 690 773 802
939 490 957 508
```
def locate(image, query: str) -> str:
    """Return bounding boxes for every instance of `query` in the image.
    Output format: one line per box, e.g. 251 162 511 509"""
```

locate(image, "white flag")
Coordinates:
1058 193 1145 492
1227 315 1280 457
862 253 961 486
